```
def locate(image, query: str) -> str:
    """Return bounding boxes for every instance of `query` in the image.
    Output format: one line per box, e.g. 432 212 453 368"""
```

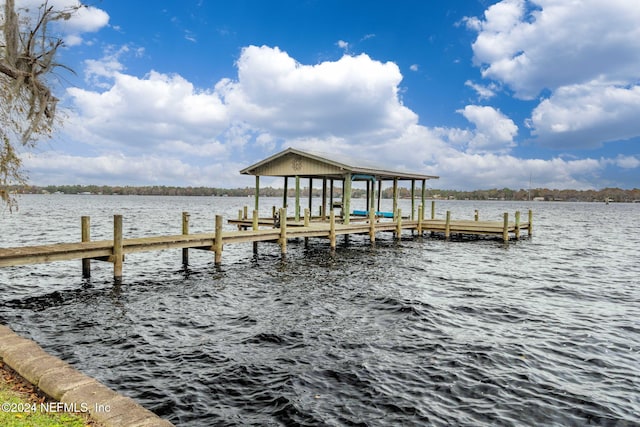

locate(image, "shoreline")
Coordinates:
0 325 173 427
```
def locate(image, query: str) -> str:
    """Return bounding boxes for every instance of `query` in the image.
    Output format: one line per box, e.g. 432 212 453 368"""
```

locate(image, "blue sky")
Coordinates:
13 0 640 190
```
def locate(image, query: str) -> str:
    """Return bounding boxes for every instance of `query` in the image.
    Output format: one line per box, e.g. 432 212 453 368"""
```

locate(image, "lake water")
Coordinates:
1 195 639 426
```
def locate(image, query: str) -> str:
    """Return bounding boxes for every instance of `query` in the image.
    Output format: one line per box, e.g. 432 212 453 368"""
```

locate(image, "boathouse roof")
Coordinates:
240 147 439 181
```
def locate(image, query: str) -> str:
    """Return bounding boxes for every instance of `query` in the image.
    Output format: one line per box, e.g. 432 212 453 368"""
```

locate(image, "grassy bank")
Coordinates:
0 361 97 427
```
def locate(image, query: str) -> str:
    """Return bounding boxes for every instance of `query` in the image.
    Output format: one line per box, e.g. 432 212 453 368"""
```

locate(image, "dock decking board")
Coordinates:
0 210 531 277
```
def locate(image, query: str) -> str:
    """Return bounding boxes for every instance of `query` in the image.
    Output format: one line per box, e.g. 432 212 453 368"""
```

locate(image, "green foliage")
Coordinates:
1 0 79 208
0 386 87 427
7 184 640 202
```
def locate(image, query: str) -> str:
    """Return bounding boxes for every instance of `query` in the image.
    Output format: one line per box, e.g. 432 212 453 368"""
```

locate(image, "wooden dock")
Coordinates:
0 205 531 280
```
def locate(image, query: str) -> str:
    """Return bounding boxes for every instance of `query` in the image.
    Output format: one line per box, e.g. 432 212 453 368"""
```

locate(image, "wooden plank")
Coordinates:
0 212 533 270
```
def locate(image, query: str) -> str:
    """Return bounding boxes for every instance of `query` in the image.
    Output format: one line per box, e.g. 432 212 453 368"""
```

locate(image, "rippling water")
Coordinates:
1 195 639 426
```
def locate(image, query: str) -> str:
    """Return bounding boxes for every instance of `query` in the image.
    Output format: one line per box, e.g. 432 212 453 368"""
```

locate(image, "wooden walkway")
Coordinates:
0 208 531 279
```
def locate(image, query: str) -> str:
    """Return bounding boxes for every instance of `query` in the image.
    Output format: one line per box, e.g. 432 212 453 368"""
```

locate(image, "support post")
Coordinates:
396 208 402 238
304 208 310 246
515 211 521 240
113 215 123 280
243 205 248 220
81 216 91 278
377 179 382 213
528 210 533 237
253 210 259 253
369 209 376 243
392 178 398 220
370 179 376 212
503 212 509 243
283 177 288 209
182 212 190 266
295 175 301 222
366 180 371 213
329 180 334 215
308 178 313 216
279 207 287 254
445 210 451 240
321 178 327 220
214 215 223 264
411 180 416 220
417 205 423 234
255 175 260 212
329 210 336 250
474 209 479 221
343 173 352 224
421 179 426 220
431 200 436 219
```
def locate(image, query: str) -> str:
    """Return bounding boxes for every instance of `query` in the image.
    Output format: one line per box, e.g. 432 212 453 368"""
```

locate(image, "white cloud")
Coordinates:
13 0 109 46
610 155 640 169
457 105 518 153
410 64 419 72
60 4 109 33
22 43 631 189
67 70 229 151
466 0 640 151
23 152 248 187
526 80 640 148
218 45 417 141
468 0 640 99
464 80 497 100
83 45 139 87
336 40 349 50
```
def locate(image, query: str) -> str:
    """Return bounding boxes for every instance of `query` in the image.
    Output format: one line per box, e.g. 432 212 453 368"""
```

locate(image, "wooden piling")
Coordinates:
304 208 310 246
515 211 521 240
113 215 123 279
279 207 287 254
528 209 533 237
329 210 336 250
396 208 402 238
214 215 223 264
243 206 248 220
445 211 451 240
182 212 190 266
474 209 479 221
431 201 436 220
417 205 423 234
369 209 376 243
503 212 509 242
410 180 416 221
81 216 91 278
252 210 259 253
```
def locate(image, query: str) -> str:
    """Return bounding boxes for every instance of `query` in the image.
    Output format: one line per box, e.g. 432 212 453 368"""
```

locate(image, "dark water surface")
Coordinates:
1 195 639 426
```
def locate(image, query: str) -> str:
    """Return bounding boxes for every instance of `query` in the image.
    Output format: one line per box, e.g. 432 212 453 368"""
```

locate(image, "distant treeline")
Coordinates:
8 185 640 202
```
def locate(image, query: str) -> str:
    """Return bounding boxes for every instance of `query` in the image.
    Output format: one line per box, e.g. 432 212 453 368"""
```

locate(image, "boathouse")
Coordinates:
240 147 439 224
0 148 533 280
